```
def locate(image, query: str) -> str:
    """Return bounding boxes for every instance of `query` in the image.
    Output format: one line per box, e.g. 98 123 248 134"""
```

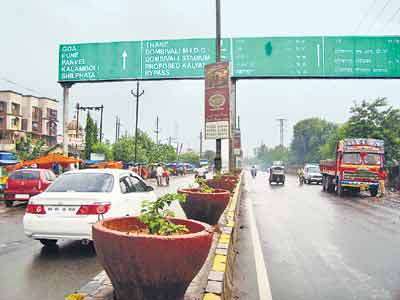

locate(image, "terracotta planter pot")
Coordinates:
93 217 213 300
207 178 237 193
178 188 230 225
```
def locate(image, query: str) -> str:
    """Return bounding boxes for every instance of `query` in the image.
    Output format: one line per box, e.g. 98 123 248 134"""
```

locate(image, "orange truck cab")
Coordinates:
320 138 385 197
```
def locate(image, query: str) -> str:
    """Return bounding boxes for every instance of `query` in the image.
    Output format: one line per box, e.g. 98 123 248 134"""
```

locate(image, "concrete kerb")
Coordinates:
65 173 243 300
203 172 243 300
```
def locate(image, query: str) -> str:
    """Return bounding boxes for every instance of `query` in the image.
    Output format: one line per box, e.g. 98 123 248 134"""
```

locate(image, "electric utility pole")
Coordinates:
115 116 121 142
131 81 144 164
154 116 161 144
277 118 287 147
77 104 104 142
199 130 203 159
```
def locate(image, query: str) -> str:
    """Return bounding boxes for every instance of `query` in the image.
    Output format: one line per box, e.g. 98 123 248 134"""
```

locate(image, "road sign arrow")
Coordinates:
122 50 128 70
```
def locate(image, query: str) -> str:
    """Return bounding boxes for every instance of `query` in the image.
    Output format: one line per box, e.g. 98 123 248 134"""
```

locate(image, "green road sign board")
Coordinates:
59 39 230 82
58 36 400 82
232 37 324 77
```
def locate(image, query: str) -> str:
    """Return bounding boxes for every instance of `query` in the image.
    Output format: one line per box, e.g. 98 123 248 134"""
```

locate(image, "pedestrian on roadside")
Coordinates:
156 163 164 186
163 167 170 186
379 168 387 198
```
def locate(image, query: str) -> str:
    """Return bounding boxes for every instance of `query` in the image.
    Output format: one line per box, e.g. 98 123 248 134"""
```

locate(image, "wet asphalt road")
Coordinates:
241 171 400 300
0 175 194 300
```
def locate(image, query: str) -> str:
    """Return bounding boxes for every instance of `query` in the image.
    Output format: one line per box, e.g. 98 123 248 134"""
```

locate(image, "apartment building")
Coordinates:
0 90 58 151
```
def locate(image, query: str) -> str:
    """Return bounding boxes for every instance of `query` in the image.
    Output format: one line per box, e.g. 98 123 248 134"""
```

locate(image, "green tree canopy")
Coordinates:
16 136 45 160
291 118 338 164
91 142 114 160
344 98 400 167
84 113 98 159
179 151 200 164
253 144 290 167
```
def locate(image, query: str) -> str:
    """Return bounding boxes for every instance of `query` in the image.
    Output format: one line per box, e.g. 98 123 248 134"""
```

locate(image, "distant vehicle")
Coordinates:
4 169 56 207
269 165 285 185
304 164 323 184
320 138 385 197
194 167 208 179
0 151 19 192
23 169 186 247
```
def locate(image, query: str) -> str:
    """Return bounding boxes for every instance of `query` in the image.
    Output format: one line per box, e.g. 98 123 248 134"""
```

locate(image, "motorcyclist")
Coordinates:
251 165 257 178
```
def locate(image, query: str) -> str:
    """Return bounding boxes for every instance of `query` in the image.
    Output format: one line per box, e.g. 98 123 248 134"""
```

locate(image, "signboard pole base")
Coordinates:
215 139 222 173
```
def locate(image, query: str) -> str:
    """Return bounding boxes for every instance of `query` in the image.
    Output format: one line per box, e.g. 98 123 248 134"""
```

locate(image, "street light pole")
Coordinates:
99 105 104 143
215 0 222 173
131 81 144 164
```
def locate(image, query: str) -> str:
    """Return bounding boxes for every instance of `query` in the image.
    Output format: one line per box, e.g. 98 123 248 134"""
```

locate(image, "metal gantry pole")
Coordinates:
61 83 73 156
215 0 222 173
131 81 144 164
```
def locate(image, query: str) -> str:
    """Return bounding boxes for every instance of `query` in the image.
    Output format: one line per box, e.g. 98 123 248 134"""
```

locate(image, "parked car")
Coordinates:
4 169 56 207
304 164 323 184
23 169 186 247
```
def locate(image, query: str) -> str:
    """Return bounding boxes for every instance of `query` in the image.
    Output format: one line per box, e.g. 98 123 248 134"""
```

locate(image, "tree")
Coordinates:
92 142 113 160
113 136 146 163
344 98 400 167
291 118 338 164
84 113 98 159
253 144 290 168
179 151 200 164
16 136 45 160
203 150 215 163
147 144 177 163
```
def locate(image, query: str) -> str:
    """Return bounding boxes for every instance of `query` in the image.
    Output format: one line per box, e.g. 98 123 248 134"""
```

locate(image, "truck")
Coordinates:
320 138 385 197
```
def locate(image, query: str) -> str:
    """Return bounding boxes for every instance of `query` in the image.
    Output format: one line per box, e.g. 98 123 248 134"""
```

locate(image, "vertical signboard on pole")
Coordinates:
233 129 241 156
204 62 230 139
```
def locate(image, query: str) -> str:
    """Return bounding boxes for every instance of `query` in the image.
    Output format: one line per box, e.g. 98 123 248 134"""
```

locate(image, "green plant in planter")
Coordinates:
195 177 215 193
139 193 188 236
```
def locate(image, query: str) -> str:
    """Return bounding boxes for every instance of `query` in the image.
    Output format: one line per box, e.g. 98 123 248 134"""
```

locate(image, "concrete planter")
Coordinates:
93 216 213 300
178 188 230 225
207 178 237 193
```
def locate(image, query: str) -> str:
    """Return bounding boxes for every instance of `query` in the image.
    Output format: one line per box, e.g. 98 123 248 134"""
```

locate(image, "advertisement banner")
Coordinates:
204 62 230 139
233 129 241 156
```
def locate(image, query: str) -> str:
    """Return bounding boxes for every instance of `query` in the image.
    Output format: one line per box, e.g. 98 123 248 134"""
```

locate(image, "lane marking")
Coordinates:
247 183 273 300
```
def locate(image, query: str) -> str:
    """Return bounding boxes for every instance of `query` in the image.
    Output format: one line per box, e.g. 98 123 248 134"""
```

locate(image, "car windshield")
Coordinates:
307 167 320 173
343 153 361 164
47 173 114 193
364 153 381 165
9 170 40 180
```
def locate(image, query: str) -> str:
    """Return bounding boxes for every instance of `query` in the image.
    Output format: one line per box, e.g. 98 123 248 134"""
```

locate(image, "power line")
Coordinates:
367 0 393 33
354 0 378 33
0 76 41 95
382 5 400 31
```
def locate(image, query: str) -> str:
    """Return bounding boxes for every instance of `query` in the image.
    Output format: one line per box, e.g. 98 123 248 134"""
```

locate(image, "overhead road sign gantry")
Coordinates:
59 36 400 82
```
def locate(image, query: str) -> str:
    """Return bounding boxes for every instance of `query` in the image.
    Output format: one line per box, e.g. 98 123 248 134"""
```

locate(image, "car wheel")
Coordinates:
5 200 13 207
39 239 58 247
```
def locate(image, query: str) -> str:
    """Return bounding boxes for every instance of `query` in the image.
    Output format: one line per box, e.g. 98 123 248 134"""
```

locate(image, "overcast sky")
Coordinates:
0 0 399 161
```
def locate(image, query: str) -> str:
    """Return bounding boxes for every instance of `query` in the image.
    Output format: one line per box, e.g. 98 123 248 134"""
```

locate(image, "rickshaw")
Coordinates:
269 165 285 185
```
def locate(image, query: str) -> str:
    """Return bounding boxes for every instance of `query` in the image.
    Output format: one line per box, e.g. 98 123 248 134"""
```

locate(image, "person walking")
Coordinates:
156 164 164 186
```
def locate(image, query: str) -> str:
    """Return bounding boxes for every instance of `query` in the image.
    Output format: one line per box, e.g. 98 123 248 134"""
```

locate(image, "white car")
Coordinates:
23 169 185 247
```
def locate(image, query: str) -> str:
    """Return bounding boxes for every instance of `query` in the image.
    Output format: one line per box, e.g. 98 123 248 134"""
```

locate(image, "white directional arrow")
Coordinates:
122 50 128 70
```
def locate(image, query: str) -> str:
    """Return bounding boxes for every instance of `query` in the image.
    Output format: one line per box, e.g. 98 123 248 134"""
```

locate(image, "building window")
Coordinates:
11 117 20 129
0 101 6 113
0 117 4 129
47 108 57 120
32 121 41 133
21 119 28 131
11 103 20 115
32 107 42 121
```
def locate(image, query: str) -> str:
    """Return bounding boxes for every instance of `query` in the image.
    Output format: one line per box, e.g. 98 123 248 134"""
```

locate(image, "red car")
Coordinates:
4 169 56 207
